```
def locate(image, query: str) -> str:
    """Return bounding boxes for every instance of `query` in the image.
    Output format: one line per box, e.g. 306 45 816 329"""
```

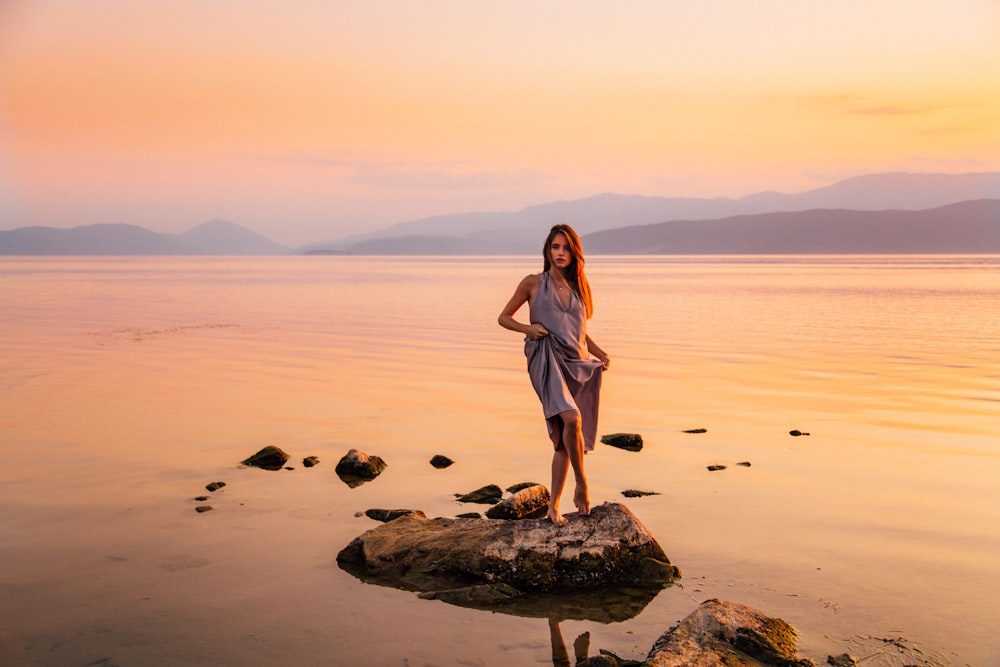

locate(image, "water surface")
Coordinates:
1 255 998 666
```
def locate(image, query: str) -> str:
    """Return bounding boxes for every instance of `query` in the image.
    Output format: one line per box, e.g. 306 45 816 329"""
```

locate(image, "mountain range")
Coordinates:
1 172 998 255
0 219 290 255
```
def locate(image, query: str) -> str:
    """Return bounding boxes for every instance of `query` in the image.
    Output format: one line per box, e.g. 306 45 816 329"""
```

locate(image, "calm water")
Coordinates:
1 255 998 666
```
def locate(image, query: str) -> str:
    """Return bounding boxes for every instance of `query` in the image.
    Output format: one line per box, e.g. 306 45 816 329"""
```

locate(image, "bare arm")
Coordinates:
498 274 549 340
586 335 611 370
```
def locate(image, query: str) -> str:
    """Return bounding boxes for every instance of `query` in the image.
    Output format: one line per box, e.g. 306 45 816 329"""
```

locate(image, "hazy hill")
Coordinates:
582 199 1000 254
172 219 289 254
301 171 1000 253
0 220 289 255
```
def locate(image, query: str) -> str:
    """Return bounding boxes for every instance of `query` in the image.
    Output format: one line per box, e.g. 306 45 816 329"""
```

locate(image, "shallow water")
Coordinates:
1 255 998 666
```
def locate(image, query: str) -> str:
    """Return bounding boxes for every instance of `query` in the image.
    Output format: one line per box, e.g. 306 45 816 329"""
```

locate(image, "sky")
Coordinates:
1 1 998 246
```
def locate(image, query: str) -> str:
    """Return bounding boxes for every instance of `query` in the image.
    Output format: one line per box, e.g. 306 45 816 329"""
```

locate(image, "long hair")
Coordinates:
542 223 593 318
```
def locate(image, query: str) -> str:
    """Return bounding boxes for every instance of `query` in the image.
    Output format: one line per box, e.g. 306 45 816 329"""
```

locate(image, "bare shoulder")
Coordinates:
519 273 542 295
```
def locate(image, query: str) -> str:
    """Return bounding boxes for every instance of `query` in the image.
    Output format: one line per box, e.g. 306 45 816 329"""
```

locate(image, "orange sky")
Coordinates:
1 0 998 245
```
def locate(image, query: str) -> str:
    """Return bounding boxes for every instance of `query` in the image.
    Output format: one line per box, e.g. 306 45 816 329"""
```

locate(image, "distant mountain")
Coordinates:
0 220 289 255
582 200 1000 254
172 219 289 254
299 171 1000 253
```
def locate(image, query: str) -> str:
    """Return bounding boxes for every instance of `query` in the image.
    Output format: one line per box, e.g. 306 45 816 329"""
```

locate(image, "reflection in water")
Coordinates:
549 618 590 667
340 558 663 665
338 557 667 623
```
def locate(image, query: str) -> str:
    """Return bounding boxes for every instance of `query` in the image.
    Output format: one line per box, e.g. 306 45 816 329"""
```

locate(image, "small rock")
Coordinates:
205 481 226 492
683 428 708 434
790 430 811 437
365 509 427 523
707 465 727 471
429 454 454 469
456 512 482 519
601 433 643 452
335 449 387 484
485 485 549 520
828 653 858 667
506 481 541 493
737 461 752 467
241 445 289 470
194 496 209 501
455 484 503 504
302 456 320 467
194 505 213 513
621 489 660 498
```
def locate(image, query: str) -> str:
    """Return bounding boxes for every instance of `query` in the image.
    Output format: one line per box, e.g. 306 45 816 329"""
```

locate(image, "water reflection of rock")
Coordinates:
337 502 677 623
340 557 666 622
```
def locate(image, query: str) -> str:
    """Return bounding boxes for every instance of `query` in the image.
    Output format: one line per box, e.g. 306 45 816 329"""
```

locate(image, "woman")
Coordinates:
498 224 610 526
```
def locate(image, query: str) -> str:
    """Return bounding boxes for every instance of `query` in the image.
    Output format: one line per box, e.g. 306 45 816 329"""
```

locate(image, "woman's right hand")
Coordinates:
525 323 549 340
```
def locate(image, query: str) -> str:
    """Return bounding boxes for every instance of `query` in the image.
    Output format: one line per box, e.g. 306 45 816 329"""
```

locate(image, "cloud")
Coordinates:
347 164 549 190
907 155 989 168
848 105 922 116
264 154 550 190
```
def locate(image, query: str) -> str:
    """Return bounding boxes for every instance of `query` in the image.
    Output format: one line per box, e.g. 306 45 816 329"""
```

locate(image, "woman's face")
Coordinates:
549 232 573 270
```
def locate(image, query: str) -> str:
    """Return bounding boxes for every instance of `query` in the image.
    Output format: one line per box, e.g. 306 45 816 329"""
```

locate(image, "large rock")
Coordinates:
642 599 814 667
337 502 679 594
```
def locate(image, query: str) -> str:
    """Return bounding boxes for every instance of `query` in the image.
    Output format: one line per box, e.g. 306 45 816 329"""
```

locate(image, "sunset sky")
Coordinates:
1 1 998 245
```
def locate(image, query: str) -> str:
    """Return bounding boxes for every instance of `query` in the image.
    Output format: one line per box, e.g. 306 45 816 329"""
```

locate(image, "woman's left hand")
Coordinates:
601 356 611 371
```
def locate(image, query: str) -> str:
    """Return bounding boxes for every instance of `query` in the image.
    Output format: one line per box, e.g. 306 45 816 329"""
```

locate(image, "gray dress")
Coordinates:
524 272 604 452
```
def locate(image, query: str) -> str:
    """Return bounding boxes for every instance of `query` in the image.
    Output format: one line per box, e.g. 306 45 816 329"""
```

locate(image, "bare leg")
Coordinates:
548 618 570 667
548 447 569 526
559 409 590 515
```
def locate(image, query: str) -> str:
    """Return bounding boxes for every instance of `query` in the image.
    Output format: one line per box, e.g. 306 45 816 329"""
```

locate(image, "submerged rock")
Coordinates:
682 428 707 434
335 449 387 485
194 505 213 513
644 599 814 666
365 508 426 523
789 430 811 437
205 481 226 492
485 484 549 520
601 433 644 451
429 454 454 469
241 446 289 471
302 456 320 467
455 484 503 504
622 489 660 498
337 502 679 594
507 481 542 493
707 465 727 471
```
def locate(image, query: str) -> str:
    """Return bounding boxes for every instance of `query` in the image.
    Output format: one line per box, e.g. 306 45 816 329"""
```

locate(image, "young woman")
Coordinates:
498 224 610 526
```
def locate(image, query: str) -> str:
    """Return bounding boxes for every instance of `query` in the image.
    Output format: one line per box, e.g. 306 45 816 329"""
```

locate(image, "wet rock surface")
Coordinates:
455 484 503 504
429 454 454 469
337 502 680 595
601 433 644 451
365 508 426 523
641 598 815 667
240 445 289 471
335 448 387 486
484 484 549 520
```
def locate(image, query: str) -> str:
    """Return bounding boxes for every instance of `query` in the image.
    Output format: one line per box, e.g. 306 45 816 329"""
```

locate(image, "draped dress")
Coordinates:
524 272 604 452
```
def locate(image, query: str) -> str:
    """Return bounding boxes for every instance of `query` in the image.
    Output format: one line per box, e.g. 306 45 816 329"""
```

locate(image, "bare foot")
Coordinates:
573 483 590 515
547 507 568 526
